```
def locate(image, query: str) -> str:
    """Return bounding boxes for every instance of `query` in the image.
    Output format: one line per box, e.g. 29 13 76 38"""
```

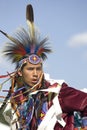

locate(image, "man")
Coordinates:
0 4 87 130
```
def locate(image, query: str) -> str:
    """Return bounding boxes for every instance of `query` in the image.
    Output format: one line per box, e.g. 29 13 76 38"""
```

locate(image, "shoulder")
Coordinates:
44 73 64 85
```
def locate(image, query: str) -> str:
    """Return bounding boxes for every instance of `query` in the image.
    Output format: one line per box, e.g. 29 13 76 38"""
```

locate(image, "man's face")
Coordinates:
19 62 43 87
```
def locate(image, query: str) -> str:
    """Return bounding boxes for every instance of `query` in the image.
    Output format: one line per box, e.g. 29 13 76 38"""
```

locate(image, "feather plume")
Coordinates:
0 30 20 44
26 4 35 42
0 4 52 65
26 4 34 22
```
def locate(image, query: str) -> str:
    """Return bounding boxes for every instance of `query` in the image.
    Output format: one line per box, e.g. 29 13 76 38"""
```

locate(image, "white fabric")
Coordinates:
37 104 57 130
53 96 66 127
3 101 19 130
37 95 66 130
37 83 66 130
3 101 12 124
30 84 61 95
0 123 10 130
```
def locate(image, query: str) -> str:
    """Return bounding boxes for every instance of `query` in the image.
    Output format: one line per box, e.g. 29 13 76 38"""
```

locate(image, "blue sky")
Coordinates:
0 0 87 90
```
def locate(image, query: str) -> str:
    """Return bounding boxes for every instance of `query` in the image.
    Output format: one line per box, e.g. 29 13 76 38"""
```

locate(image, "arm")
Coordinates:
58 82 87 116
58 83 87 128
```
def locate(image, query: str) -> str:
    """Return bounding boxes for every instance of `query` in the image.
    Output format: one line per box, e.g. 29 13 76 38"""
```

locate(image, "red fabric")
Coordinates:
55 82 87 130
59 83 87 116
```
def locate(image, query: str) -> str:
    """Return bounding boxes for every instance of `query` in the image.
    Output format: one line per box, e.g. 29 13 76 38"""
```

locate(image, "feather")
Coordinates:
0 30 20 44
26 4 35 42
26 4 34 22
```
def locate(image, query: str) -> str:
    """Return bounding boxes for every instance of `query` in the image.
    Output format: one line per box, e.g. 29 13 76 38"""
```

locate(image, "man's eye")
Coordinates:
27 68 33 70
37 67 42 71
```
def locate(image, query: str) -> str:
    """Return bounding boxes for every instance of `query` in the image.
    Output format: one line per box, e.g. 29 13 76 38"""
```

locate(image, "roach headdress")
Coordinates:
0 4 52 68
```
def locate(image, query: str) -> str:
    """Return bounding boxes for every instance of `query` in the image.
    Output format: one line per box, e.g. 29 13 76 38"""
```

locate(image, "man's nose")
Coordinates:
33 69 38 76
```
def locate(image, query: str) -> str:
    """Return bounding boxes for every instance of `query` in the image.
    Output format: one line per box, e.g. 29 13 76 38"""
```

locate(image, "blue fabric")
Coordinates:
18 96 34 130
82 117 87 127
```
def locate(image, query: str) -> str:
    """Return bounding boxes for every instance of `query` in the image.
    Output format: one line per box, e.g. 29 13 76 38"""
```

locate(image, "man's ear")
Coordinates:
17 70 22 76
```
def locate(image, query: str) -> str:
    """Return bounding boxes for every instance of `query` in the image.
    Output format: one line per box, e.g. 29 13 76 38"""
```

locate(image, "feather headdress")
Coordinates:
0 4 52 67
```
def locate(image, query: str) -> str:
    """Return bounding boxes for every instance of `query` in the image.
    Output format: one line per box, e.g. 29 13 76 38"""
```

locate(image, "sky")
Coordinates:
0 0 87 91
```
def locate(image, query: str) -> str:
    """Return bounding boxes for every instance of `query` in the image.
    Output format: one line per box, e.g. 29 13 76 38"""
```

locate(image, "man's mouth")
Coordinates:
32 79 38 84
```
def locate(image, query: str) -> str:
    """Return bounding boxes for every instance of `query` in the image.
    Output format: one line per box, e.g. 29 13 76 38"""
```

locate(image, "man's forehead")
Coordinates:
26 62 42 67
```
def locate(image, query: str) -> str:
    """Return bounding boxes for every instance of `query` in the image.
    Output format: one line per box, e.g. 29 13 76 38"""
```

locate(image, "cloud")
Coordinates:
67 32 87 47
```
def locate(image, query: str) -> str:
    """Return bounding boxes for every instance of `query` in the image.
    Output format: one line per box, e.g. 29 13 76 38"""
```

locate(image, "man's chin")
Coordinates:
30 82 38 87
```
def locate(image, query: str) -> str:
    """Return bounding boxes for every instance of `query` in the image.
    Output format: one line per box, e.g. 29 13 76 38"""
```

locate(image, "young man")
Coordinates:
0 4 87 130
